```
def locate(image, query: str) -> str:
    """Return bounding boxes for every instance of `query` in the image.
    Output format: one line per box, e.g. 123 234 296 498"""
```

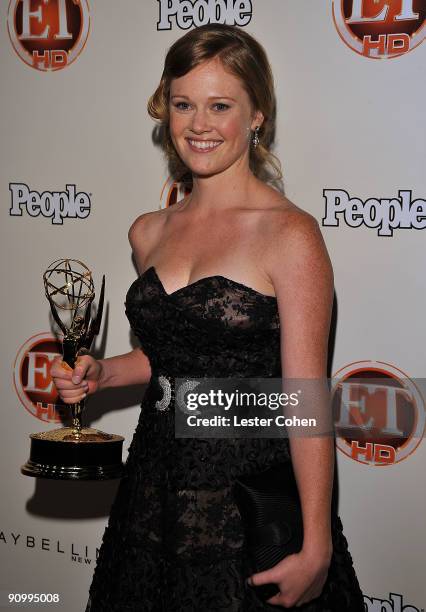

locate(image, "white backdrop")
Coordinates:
1 1 425 610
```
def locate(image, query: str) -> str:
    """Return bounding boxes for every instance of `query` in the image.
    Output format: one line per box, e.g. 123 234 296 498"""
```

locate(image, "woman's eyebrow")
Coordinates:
170 94 237 101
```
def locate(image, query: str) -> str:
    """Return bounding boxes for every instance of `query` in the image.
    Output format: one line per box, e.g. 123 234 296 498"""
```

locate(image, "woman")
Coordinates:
51 24 364 611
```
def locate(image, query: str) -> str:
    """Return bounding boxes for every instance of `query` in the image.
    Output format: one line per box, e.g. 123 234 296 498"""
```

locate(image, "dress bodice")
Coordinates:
125 266 281 378
124 265 290 490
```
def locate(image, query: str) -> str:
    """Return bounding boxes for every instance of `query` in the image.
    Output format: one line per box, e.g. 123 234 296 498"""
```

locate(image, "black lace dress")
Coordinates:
85 266 364 611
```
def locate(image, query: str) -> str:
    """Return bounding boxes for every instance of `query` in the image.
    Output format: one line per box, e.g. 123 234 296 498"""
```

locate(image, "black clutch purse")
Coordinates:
233 461 304 602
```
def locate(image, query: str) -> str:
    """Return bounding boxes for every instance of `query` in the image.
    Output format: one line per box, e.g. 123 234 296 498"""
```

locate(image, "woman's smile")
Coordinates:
186 137 223 153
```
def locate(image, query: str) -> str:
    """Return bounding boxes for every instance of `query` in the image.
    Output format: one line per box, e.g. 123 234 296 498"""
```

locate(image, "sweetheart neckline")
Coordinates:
140 265 278 301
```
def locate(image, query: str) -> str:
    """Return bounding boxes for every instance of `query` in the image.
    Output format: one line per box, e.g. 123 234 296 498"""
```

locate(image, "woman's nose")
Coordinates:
190 109 211 133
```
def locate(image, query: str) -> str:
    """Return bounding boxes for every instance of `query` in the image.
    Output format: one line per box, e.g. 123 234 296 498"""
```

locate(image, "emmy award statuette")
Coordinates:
21 259 124 480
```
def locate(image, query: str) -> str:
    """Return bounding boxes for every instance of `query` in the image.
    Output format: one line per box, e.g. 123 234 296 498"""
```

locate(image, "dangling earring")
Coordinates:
252 126 260 148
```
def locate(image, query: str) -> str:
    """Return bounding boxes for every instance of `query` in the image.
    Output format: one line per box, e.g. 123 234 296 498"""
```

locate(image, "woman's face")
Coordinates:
168 57 263 178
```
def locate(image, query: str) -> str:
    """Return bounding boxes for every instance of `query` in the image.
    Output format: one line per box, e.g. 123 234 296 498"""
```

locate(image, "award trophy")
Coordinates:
21 258 124 480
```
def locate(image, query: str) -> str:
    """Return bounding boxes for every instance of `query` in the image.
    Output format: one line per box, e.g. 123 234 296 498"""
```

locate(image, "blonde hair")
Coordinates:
148 24 283 189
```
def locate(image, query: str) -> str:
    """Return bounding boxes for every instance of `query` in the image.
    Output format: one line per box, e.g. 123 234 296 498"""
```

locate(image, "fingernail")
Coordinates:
72 376 81 384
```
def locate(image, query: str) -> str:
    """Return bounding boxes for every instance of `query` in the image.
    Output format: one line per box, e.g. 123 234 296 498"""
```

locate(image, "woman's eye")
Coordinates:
213 103 230 111
172 101 230 112
174 102 191 110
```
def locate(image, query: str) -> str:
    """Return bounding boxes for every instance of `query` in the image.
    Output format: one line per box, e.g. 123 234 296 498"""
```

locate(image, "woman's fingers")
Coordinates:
56 372 89 402
59 388 87 404
50 355 91 402
54 378 89 392
60 387 88 398
50 354 102 402
71 356 91 384
50 357 72 380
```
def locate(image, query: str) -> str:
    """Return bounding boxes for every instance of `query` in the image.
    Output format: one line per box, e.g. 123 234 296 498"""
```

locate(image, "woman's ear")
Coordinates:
251 110 264 131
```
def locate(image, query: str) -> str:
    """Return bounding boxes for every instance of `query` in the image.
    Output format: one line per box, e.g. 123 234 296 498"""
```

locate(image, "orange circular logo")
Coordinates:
159 177 192 210
14 332 65 423
332 0 425 59
332 361 425 465
7 0 90 71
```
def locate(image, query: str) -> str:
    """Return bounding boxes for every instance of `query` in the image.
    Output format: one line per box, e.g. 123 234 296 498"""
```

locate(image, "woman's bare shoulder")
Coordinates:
128 196 189 245
258 191 331 278
257 188 318 237
128 208 167 247
275 200 318 234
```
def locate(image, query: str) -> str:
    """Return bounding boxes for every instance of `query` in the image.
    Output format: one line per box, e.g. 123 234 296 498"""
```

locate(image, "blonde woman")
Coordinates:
52 24 364 611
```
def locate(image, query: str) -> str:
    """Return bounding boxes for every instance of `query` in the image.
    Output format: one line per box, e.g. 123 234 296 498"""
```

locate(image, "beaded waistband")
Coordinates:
149 373 174 412
148 372 202 413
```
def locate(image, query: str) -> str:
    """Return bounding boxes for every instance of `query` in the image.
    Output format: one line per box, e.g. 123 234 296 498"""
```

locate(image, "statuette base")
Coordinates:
21 427 125 481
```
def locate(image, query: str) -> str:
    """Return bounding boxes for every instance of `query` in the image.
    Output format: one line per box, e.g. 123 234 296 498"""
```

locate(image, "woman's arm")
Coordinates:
270 210 335 558
248 208 335 608
51 348 152 404
97 348 152 390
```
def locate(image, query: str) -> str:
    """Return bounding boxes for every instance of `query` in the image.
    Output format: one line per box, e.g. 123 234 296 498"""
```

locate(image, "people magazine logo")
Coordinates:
364 591 423 612
332 361 425 465
157 0 252 30
322 189 426 236
14 332 65 423
7 0 90 71
159 176 192 209
9 183 91 224
332 0 425 59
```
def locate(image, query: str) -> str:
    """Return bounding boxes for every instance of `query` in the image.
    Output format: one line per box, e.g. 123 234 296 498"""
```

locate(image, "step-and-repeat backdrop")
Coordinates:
1 2 425 610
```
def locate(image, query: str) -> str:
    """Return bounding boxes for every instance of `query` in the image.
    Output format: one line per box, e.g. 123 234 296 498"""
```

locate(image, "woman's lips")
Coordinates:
186 138 223 153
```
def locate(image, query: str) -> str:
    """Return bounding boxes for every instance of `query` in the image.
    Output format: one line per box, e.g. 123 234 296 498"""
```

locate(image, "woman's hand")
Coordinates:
247 544 332 608
50 354 103 404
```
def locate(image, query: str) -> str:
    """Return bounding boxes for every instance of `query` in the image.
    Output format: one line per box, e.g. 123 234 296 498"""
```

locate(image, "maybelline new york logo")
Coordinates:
7 0 90 71
332 0 425 59
157 0 252 30
0 526 101 565
9 183 91 224
322 189 426 236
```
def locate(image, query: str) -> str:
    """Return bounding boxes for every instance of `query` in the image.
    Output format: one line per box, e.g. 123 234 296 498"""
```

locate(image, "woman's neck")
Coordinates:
185 161 259 214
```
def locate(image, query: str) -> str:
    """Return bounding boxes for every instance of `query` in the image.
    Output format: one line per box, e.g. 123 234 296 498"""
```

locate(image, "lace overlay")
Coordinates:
85 266 364 611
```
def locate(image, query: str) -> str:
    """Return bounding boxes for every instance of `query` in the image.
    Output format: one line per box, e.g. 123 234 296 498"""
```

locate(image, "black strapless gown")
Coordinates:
85 266 364 611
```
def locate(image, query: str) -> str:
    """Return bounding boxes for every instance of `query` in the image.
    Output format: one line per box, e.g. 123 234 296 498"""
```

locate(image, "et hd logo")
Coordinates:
14 332 66 423
159 177 192 210
332 361 425 465
7 0 90 71
332 0 425 59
